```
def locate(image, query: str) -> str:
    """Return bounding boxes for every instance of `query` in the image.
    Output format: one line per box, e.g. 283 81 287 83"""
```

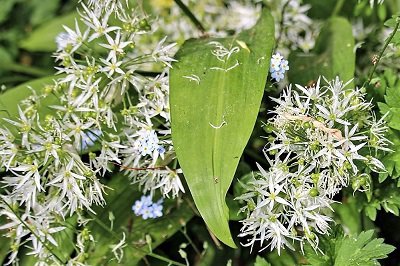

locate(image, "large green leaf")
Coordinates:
288 17 355 85
19 12 79 52
169 10 274 247
0 75 58 122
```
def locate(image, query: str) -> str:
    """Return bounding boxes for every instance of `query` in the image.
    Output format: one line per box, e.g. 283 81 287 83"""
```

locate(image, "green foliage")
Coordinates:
333 197 362 234
0 0 19 24
0 75 58 121
304 227 395 266
17 216 77 265
335 230 396 265
254 256 272 266
0 208 11 264
265 249 299 266
288 17 355 85
377 130 400 183
378 84 400 182
379 86 400 131
169 10 275 247
362 182 400 220
19 12 79 52
29 0 61 27
86 175 194 265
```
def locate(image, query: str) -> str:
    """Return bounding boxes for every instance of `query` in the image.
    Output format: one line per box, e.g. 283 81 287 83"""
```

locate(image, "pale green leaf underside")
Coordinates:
170 10 274 247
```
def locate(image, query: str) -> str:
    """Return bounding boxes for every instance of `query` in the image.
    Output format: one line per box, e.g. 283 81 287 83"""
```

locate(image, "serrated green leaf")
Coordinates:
288 17 355 85
384 86 400 108
379 87 400 130
335 230 395 266
170 10 274 247
304 226 342 266
377 129 400 181
305 227 395 266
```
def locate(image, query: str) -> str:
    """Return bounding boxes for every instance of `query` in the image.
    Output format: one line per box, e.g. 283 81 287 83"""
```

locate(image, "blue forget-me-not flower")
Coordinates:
270 52 289 82
132 195 164 219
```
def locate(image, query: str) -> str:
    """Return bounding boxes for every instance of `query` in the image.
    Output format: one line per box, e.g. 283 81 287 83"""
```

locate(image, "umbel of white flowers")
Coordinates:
237 77 391 255
0 0 183 264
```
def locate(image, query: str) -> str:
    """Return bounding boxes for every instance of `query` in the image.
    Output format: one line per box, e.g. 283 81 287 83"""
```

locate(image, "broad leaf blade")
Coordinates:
170 10 274 247
0 75 58 122
19 12 79 52
288 17 355 85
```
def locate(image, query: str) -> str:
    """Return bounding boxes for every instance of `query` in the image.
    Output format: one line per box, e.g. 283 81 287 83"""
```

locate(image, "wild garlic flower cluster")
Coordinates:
149 0 261 40
265 0 317 54
0 0 182 264
147 0 315 56
54 0 183 197
237 77 391 254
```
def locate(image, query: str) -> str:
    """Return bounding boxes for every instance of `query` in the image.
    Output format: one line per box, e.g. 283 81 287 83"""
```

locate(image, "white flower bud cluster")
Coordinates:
237 77 391 254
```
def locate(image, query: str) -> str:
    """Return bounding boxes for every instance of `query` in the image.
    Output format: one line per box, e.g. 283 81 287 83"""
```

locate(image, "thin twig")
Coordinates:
365 18 400 86
174 0 206 34
180 227 201 256
206 226 223 250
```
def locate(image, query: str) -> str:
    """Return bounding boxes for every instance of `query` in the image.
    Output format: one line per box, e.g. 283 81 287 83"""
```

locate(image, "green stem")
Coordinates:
0 197 66 264
180 227 201 256
331 0 345 16
174 0 206 34
365 18 400 86
88 213 186 266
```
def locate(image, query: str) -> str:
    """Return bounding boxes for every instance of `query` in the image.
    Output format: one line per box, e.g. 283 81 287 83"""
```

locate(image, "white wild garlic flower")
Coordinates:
238 76 391 254
0 0 181 264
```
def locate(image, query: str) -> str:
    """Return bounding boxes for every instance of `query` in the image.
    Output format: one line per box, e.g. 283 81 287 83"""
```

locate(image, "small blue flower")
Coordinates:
132 195 164 219
152 199 163 218
269 53 289 82
271 70 285 82
157 145 165 155
280 59 289 71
